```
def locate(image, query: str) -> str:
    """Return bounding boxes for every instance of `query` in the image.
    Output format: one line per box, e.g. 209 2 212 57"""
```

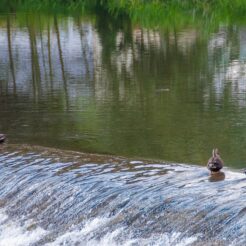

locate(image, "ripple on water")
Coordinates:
0 145 245 245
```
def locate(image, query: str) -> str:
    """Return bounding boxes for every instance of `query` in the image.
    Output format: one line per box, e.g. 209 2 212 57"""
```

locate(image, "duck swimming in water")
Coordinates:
0 134 6 143
207 148 224 172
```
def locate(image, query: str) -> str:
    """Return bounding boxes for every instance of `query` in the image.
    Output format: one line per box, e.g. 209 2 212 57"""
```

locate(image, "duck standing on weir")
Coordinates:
0 134 6 144
207 148 224 173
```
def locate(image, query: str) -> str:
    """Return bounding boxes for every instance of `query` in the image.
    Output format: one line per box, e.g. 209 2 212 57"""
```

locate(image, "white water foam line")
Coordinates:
48 217 198 246
0 210 47 246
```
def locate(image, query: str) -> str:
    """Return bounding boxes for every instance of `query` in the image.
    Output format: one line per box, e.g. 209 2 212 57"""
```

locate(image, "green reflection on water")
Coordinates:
0 11 246 168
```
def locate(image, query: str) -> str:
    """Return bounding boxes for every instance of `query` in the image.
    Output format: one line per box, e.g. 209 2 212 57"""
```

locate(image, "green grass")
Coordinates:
0 0 90 13
1 0 246 28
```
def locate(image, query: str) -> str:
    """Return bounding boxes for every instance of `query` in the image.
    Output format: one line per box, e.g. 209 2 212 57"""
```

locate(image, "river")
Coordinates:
0 11 245 245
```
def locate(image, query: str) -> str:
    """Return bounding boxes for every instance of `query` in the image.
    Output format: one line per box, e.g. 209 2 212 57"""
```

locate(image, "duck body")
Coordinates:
0 134 6 143
207 148 223 172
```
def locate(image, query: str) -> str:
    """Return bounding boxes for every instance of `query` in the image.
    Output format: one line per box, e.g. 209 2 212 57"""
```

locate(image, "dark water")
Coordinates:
1 13 246 167
0 144 245 245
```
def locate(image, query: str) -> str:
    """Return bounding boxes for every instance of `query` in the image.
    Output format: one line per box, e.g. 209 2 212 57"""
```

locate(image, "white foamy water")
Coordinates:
48 217 198 246
0 213 198 246
0 210 47 246
0 211 197 246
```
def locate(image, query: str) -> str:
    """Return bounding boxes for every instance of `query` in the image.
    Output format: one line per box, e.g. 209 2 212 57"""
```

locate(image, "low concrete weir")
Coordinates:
0 145 245 245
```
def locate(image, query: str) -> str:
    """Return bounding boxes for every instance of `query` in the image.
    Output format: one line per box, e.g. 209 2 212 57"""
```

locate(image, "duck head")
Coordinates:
207 148 224 172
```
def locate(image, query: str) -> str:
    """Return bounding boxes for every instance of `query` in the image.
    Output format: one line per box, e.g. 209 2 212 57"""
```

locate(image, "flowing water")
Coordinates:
0 11 246 245
0 144 245 245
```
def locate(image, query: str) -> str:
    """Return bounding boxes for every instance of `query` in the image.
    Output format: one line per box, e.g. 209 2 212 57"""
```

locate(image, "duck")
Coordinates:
0 134 6 144
207 148 224 172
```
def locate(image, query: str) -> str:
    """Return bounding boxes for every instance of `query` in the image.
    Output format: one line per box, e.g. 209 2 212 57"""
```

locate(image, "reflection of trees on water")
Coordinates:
47 19 53 88
0 14 95 103
27 15 41 100
54 15 69 109
0 14 235 107
6 15 16 94
1 14 246 165
1 15 246 107
206 26 246 109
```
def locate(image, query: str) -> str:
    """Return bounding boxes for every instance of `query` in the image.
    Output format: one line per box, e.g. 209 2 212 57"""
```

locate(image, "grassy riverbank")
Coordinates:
2 1 246 28
3 0 246 12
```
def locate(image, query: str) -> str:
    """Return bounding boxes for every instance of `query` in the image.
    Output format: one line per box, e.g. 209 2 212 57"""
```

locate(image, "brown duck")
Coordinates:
207 148 224 172
0 134 6 144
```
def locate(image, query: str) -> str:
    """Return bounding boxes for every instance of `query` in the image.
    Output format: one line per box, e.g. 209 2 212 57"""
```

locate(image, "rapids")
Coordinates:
0 145 245 245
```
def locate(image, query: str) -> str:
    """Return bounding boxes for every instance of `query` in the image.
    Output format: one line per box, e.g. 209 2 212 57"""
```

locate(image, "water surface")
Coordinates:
0 144 245 245
1 13 246 167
